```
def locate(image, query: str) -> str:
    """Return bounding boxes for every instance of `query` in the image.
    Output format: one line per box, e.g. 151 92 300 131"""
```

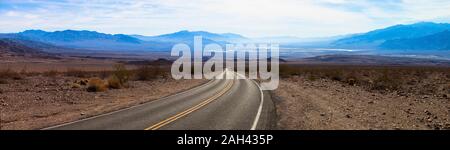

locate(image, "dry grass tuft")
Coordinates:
87 77 108 92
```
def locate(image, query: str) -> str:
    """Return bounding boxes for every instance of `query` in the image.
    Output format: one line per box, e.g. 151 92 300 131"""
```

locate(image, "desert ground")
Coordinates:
274 65 450 130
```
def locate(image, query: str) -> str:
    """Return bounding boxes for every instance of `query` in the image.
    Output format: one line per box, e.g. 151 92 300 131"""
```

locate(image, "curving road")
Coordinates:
44 70 275 130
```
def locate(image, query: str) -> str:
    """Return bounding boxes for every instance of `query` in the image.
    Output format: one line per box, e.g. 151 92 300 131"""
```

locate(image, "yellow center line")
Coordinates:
144 79 235 130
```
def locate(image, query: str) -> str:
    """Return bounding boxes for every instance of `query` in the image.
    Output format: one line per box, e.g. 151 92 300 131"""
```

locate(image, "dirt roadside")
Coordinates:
274 76 450 130
0 76 206 130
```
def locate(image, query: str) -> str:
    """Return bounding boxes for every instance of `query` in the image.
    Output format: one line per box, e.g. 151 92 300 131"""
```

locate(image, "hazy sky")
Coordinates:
1 0 450 37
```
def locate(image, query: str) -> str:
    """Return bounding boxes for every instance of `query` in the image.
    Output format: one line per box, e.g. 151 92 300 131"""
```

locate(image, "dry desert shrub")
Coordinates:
87 77 108 92
0 68 23 80
135 64 165 81
112 64 130 86
135 65 154 81
107 75 122 89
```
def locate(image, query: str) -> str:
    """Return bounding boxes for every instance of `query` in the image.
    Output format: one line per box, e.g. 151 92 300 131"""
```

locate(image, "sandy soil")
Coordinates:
0 76 206 130
273 76 450 130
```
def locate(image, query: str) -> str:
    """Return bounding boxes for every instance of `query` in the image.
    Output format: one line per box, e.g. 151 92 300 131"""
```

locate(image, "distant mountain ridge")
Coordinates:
333 22 450 50
131 30 248 43
0 29 151 51
19 29 142 43
380 30 450 50
0 30 248 52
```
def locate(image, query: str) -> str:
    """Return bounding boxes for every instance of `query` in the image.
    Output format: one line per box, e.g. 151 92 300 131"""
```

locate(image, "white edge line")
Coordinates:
236 73 264 130
250 79 264 130
41 78 216 130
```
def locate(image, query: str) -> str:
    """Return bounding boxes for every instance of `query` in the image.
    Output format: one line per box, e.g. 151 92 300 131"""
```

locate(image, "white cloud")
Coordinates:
0 0 449 37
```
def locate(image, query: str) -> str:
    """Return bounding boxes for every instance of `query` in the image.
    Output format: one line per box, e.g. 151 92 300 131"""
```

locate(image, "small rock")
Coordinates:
345 114 352 118
382 112 386 115
418 118 424 123
0 99 6 106
368 101 374 104
443 94 448 98
320 113 326 116
363 111 369 115
36 96 43 101
445 123 450 129
71 83 81 89
405 108 414 114
80 112 86 116
78 79 88 86
424 110 432 116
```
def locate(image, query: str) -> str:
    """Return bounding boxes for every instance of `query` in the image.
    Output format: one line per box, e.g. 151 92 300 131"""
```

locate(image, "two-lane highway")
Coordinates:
44 70 275 130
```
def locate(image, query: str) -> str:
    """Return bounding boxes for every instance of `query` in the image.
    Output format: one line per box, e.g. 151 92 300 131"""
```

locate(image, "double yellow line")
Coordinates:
144 79 235 130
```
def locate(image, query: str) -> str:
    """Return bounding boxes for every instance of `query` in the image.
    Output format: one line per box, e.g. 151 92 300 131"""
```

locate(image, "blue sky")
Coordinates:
1 0 450 37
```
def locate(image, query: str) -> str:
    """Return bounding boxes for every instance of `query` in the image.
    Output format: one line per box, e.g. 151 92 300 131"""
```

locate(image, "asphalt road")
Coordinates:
45 70 275 130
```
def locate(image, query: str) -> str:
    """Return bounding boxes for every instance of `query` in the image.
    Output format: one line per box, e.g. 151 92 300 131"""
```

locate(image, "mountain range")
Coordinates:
131 30 247 43
380 30 450 50
0 22 449 55
332 22 450 50
0 30 247 53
